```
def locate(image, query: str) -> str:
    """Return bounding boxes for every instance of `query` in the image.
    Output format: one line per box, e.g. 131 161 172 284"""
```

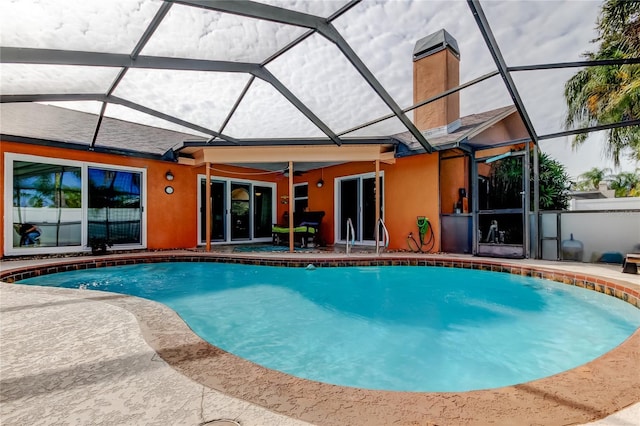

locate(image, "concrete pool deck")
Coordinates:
1 251 639 426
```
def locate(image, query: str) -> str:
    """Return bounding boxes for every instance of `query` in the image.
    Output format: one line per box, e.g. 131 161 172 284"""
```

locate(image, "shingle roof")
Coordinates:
1 102 523 162
0 103 204 156
393 105 519 155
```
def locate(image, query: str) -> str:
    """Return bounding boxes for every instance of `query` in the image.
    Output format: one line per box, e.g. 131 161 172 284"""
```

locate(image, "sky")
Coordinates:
1 0 638 179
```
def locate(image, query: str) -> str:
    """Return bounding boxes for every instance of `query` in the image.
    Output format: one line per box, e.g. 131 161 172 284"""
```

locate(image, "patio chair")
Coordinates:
272 211 325 248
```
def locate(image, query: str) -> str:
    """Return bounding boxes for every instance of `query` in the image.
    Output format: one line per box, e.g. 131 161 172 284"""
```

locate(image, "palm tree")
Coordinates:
608 170 640 197
564 0 640 166
598 0 640 56
578 167 612 190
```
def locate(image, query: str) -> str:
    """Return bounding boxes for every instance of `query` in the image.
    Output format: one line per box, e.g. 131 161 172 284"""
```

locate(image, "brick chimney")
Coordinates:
413 29 461 136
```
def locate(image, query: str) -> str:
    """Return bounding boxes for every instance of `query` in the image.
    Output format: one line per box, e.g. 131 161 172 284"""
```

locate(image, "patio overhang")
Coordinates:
177 143 397 167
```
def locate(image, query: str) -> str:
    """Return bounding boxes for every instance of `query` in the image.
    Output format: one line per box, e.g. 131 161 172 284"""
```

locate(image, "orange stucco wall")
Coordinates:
384 154 440 251
440 154 469 214
3 140 448 255
281 154 441 252
1 141 278 256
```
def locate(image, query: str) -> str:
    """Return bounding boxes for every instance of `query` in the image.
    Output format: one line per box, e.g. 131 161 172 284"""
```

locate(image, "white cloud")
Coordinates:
141 3 308 63
0 0 158 53
223 78 325 139
0 64 118 94
266 33 395 134
113 68 252 132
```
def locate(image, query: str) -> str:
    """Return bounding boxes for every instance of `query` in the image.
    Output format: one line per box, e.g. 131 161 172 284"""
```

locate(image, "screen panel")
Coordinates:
267 33 396 135
0 0 159 54
224 78 326 139
113 69 253 133
0 64 119 95
142 3 308 63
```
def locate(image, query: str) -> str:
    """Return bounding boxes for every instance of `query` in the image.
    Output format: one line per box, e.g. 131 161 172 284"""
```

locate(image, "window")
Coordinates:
12 161 82 248
5 154 145 254
293 183 308 212
88 167 142 244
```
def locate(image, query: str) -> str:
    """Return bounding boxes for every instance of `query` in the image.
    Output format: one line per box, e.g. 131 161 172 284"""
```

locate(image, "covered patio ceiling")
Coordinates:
1 0 638 165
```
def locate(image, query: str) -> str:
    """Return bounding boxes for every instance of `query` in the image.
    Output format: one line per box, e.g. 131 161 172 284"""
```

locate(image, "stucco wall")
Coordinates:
1 141 278 256
3 140 445 255
283 154 441 252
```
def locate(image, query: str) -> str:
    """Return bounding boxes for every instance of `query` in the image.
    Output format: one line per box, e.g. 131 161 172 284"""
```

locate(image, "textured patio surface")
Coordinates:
1 251 639 426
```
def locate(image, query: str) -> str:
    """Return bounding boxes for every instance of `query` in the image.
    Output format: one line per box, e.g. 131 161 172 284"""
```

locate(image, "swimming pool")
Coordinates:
16 261 640 392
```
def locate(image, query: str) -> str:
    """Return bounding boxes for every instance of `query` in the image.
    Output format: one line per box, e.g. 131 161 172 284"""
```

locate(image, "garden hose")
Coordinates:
417 216 429 246
407 216 434 253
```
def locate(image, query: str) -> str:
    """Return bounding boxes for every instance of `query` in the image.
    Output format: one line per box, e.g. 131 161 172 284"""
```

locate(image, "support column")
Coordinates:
288 161 294 253
205 162 211 252
533 142 540 259
375 159 381 254
524 141 531 259
471 151 478 255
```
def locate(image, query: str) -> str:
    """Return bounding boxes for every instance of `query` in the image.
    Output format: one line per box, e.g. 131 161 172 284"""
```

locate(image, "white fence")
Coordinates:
569 197 640 211
536 210 640 262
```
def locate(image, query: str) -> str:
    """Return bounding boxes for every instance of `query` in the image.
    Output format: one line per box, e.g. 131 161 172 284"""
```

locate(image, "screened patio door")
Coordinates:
337 173 383 244
474 151 527 258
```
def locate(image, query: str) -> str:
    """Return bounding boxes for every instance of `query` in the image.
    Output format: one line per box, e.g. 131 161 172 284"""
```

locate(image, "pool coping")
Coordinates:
2 252 639 426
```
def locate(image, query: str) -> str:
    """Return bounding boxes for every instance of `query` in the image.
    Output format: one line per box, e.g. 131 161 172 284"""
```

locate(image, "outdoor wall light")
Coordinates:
316 168 324 188
164 186 174 195
165 171 174 181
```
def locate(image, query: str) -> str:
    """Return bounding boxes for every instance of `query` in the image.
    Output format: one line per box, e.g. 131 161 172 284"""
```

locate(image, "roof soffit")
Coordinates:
183 144 396 166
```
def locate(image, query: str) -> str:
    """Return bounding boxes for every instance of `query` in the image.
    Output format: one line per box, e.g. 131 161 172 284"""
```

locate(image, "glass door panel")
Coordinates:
231 183 250 240
12 161 82 248
340 178 359 241
87 167 142 245
338 175 384 243
200 180 226 242
253 186 273 238
362 177 383 241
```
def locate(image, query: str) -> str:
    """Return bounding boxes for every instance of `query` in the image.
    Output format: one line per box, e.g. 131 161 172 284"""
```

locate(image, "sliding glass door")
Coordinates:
337 173 384 244
199 176 275 244
231 183 251 240
6 153 146 255
88 167 142 244
254 185 274 238
200 180 226 242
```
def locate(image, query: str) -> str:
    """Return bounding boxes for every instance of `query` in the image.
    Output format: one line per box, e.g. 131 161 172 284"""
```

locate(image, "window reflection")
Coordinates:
88 168 142 244
12 161 82 248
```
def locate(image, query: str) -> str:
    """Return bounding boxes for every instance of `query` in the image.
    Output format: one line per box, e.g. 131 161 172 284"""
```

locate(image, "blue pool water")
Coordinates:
18 262 640 392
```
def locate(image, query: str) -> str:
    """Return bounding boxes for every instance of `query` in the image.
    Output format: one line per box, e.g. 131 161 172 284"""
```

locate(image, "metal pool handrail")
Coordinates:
346 218 355 255
376 218 390 255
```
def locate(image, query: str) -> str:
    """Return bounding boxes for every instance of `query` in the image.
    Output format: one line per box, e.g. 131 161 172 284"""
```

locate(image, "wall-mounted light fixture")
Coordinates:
165 171 174 181
316 168 324 188
164 186 174 195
